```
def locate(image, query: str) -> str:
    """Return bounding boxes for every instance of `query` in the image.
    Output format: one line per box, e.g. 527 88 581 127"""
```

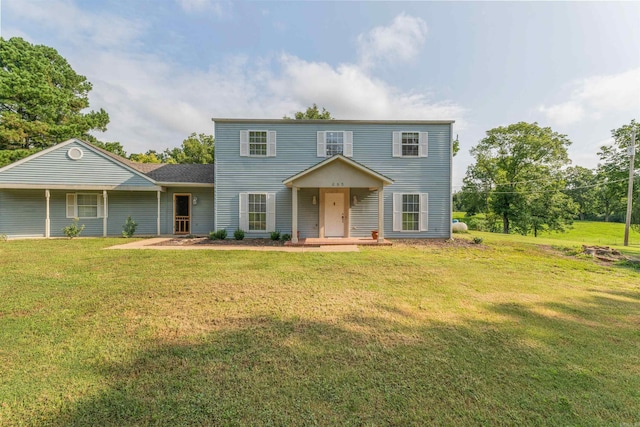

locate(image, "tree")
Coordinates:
564 166 598 220
165 133 214 164
129 151 163 164
596 119 640 222
88 140 128 157
463 122 573 234
453 134 460 157
0 37 109 150
284 104 333 120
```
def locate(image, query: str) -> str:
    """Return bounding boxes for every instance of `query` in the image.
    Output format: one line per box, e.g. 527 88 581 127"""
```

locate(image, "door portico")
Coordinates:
283 155 393 244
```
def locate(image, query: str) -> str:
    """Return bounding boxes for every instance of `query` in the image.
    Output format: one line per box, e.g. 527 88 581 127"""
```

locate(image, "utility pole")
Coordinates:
624 129 636 246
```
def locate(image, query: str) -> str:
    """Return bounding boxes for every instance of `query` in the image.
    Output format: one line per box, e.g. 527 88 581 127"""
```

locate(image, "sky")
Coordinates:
2 0 639 189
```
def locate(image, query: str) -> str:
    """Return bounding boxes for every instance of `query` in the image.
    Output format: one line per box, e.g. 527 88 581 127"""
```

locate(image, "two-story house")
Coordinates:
213 119 454 243
0 118 453 241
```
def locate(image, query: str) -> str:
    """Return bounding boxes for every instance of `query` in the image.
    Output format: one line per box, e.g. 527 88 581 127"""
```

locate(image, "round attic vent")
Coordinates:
68 147 84 160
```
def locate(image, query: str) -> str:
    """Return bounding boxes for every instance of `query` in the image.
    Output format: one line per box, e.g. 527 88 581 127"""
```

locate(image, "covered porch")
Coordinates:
283 155 393 244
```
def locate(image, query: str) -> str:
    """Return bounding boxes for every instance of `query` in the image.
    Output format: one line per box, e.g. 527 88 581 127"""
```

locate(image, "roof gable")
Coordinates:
283 155 393 188
0 139 160 190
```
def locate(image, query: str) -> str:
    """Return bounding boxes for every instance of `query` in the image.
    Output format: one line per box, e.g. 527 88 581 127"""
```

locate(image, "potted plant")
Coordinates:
371 230 378 240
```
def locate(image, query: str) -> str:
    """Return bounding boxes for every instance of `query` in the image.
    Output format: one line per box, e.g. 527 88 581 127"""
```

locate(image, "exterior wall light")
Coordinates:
312 195 317 205
193 196 198 205
352 195 358 205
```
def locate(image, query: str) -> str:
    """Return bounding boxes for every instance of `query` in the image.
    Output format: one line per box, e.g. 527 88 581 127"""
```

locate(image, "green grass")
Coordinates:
1 237 639 426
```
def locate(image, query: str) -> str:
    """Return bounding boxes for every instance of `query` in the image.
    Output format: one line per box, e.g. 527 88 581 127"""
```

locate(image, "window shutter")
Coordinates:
393 193 402 231
266 192 276 232
267 131 276 157
240 130 249 156
343 131 353 157
239 193 248 231
317 131 326 157
97 194 105 218
419 132 429 157
66 194 76 218
420 193 429 231
392 132 401 157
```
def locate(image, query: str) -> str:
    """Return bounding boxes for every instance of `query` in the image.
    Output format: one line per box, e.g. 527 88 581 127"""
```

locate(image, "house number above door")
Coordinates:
331 182 345 187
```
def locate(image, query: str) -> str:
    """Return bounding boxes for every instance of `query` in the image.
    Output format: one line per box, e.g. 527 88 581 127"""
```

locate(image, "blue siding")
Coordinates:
0 141 156 188
0 190 46 237
162 187 215 235
214 121 452 239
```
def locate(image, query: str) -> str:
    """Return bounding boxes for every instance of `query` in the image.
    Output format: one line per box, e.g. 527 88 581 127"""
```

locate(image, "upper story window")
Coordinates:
249 131 267 156
392 131 428 158
317 131 353 158
240 130 276 157
326 132 344 156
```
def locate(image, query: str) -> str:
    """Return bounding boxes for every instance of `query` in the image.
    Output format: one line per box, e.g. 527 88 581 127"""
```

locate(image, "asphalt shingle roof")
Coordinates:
90 143 214 184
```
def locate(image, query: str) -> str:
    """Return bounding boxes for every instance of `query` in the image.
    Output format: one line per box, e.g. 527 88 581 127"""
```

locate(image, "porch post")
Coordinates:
291 186 299 243
103 190 108 237
45 190 50 238
377 186 384 243
157 190 161 236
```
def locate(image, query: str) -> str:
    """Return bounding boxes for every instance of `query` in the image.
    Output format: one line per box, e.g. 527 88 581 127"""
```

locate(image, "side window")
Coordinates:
393 193 428 232
240 130 276 157
66 193 104 218
393 131 428 158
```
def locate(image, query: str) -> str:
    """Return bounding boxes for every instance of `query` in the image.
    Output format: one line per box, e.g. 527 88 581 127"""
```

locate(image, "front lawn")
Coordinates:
0 238 638 425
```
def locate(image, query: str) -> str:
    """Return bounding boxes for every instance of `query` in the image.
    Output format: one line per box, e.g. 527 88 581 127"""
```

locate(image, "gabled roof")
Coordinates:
213 118 455 125
283 154 393 188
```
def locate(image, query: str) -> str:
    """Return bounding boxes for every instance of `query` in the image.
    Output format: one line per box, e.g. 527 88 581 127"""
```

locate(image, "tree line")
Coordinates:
455 120 639 235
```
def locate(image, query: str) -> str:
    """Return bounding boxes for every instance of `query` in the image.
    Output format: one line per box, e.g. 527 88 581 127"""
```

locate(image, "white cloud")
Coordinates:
357 13 428 68
5 2 463 154
275 55 464 121
4 0 146 47
538 101 585 126
539 67 640 126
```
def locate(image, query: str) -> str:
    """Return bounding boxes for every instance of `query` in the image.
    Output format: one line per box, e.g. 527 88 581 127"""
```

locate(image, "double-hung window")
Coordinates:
249 131 267 156
239 192 276 232
66 193 104 218
240 130 276 157
392 131 428 157
317 131 353 157
393 193 428 232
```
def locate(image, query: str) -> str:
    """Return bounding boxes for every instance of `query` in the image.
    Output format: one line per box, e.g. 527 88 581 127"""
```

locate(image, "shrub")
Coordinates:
121 216 138 238
0 234 7 242
234 229 245 240
270 231 281 241
209 229 227 240
281 233 291 241
62 218 85 239
472 236 484 244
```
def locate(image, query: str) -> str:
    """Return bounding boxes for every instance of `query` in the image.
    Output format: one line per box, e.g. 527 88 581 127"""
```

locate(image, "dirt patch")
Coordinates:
581 245 627 262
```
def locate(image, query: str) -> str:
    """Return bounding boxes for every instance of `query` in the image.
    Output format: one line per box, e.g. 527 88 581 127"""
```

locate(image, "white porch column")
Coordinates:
157 191 161 236
45 190 50 238
377 186 384 243
291 186 299 243
103 190 108 237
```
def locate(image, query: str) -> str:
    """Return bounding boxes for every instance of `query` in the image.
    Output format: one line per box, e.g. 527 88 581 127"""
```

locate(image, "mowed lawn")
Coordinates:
1 236 639 426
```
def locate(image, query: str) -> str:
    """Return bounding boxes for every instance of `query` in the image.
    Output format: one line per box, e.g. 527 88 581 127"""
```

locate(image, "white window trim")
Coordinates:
392 131 428 158
66 193 104 219
239 192 276 232
240 130 276 157
392 192 428 232
317 131 353 158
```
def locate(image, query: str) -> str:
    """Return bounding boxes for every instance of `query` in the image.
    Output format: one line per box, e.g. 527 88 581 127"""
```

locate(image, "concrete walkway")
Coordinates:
106 238 360 252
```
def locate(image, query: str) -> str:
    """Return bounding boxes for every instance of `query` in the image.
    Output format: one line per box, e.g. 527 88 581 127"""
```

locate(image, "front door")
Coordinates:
174 194 191 234
324 192 344 237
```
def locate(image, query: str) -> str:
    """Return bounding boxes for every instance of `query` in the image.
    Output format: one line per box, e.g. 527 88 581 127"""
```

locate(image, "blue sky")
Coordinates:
3 0 639 188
